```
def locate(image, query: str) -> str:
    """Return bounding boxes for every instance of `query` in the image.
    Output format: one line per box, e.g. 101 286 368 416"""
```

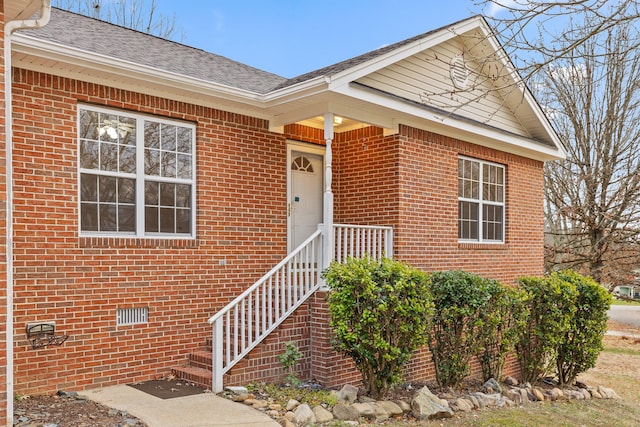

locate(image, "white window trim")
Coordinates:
77 104 197 239
458 156 505 244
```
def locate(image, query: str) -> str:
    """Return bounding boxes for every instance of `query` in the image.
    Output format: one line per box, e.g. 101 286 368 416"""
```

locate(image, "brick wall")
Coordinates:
10 69 291 394
10 67 544 395
0 8 8 426
309 124 544 387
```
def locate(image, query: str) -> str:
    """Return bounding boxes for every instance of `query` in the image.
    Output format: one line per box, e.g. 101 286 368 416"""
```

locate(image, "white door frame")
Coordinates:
286 140 326 252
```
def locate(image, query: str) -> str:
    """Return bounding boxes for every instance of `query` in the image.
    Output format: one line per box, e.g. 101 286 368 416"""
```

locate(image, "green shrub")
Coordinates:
323 256 433 398
427 270 501 388
475 284 529 382
516 274 578 384
554 270 612 386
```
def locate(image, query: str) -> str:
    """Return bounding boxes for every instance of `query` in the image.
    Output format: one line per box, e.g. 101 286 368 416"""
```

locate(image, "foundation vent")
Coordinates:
117 307 149 326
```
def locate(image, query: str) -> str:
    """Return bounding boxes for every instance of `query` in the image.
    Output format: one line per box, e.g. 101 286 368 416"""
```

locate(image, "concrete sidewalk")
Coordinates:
81 385 281 427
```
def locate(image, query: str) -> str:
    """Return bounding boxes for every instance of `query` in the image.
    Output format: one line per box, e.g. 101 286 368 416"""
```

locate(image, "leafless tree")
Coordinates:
475 1 640 81
539 19 640 287
53 0 183 40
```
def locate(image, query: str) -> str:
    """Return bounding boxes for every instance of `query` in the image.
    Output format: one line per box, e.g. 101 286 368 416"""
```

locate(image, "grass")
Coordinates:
611 299 640 306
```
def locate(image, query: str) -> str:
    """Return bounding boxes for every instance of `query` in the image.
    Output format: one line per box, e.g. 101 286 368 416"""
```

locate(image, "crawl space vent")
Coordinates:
117 307 149 326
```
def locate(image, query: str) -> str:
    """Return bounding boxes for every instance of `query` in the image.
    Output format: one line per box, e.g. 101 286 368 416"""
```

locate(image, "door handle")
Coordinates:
288 203 291 217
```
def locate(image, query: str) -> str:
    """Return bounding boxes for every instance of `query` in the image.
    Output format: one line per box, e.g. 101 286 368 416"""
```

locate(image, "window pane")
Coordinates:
162 152 176 178
120 145 136 174
177 153 192 179
80 140 99 169
99 204 117 231
145 206 159 232
176 184 191 208
483 205 504 241
118 178 136 204
80 174 98 202
81 203 98 231
144 121 160 148
118 205 136 232
160 207 175 233
145 181 159 205
120 116 136 145
100 143 118 171
458 201 479 240
176 209 191 234
161 124 176 151
99 176 117 203
145 148 160 176
160 183 175 207
79 110 99 140
177 127 192 153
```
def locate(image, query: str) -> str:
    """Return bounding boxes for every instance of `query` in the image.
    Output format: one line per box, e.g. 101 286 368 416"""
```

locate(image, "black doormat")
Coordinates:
127 379 206 399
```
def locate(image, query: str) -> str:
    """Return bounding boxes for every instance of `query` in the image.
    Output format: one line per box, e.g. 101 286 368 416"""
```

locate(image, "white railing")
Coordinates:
207 223 393 392
334 223 393 262
208 228 323 392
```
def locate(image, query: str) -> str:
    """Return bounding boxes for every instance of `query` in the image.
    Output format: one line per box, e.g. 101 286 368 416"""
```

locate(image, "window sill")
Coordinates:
458 242 507 250
79 236 199 249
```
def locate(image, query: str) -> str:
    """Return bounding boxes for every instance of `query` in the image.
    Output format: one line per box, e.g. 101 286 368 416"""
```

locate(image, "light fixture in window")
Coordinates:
333 116 343 125
98 119 133 139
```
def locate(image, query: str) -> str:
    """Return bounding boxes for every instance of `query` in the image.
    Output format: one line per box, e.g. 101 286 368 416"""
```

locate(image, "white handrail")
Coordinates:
208 223 393 392
209 228 323 392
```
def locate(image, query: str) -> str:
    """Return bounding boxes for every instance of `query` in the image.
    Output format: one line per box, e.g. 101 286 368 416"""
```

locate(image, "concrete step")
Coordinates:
172 365 212 390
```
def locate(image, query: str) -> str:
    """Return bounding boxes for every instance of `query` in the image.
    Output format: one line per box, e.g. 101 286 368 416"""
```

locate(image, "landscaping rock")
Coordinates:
531 388 545 402
286 399 300 411
312 405 334 423
378 400 403 417
503 389 521 404
598 386 621 399
581 389 591 400
279 419 295 427
225 386 248 395
336 384 359 404
352 402 377 419
451 398 473 412
484 378 502 393
518 388 530 404
411 386 453 420
394 399 411 413
294 404 315 426
504 376 518 386
332 403 359 421
232 393 249 402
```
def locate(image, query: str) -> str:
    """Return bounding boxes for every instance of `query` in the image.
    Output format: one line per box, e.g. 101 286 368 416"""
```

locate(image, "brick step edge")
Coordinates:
188 350 213 370
172 366 212 390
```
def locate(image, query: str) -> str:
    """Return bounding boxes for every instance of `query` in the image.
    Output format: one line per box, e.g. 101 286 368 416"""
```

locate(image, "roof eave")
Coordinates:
13 34 269 108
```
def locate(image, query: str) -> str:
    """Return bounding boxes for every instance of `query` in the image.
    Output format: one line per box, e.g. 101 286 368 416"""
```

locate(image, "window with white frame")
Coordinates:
79 106 195 237
458 157 505 243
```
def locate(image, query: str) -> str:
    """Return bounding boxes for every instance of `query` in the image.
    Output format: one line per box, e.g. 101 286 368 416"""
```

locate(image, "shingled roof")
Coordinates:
22 8 287 94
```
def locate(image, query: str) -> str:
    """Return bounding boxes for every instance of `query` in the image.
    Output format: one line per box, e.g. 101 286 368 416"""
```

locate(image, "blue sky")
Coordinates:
151 0 502 78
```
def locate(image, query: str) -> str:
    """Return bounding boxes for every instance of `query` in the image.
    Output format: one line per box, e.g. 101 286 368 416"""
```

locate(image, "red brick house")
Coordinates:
0 1 565 424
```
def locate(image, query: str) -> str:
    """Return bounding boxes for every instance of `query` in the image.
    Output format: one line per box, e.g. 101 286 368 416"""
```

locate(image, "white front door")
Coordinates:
288 145 324 251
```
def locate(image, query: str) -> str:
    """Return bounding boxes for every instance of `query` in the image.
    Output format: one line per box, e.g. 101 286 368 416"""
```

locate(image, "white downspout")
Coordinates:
4 1 51 425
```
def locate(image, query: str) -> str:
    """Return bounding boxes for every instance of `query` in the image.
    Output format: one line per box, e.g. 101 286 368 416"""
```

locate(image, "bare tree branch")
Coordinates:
53 0 183 41
539 18 640 285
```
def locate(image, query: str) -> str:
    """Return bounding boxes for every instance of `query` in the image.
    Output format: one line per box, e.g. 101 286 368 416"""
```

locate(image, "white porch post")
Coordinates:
322 113 335 281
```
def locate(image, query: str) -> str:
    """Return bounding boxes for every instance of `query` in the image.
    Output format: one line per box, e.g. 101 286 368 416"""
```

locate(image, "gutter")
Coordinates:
4 1 52 423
